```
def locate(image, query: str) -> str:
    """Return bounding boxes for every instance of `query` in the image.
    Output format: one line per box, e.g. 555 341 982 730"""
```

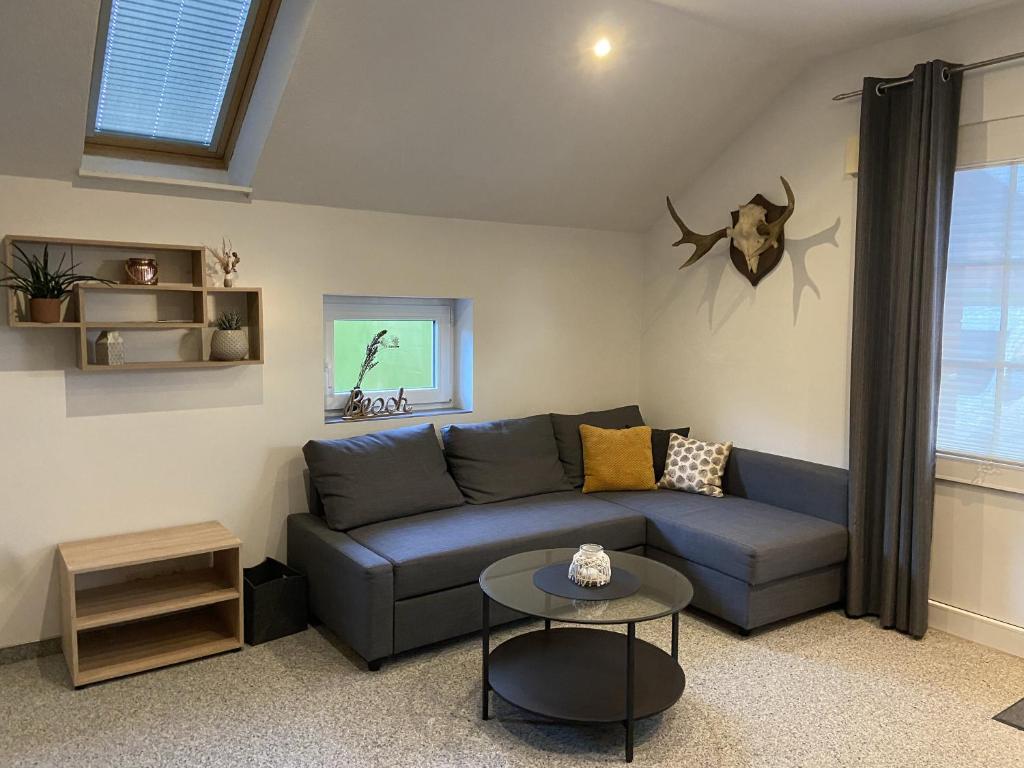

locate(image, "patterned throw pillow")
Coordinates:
658 434 733 497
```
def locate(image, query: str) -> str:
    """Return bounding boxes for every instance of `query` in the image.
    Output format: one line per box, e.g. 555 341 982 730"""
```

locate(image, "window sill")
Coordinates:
324 407 472 426
78 155 252 197
936 453 1024 496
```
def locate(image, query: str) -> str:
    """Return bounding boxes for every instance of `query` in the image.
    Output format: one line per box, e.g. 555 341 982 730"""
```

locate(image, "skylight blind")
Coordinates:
94 0 253 146
937 162 1024 464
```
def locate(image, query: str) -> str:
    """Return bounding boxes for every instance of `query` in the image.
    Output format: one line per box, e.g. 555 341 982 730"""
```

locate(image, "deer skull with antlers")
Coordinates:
666 176 795 287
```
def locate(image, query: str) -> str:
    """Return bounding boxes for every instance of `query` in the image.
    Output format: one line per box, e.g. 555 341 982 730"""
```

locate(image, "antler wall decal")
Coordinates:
666 176 796 287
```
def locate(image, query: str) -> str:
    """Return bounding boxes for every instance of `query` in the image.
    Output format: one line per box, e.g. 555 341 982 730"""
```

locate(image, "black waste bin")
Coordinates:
243 558 308 645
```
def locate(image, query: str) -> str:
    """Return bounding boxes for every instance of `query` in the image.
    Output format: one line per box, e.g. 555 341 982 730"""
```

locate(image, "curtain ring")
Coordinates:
875 82 886 97
941 66 951 82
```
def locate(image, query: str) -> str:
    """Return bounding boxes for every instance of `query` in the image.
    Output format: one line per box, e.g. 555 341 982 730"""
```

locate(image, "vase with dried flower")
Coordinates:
210 238 241 287
210 310 249 361
342 330 410 418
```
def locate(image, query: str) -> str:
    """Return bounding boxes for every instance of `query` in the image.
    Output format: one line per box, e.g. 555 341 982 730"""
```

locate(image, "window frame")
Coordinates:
323 298 455 413
937 159 1024 467
84 0 282 169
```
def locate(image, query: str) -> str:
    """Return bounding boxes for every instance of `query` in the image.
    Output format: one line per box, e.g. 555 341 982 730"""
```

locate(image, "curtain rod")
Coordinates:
831 50 1024 101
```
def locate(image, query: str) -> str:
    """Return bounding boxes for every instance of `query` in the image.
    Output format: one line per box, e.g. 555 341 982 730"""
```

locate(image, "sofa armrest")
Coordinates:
287 513 394 662
723 448 848 527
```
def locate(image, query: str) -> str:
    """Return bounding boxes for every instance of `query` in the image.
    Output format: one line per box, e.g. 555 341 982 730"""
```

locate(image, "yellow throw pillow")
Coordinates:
580 424 657 493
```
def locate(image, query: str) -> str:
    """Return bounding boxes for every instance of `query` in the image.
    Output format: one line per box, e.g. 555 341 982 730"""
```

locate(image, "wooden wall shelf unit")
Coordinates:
3 235 263 371
57 522 243 688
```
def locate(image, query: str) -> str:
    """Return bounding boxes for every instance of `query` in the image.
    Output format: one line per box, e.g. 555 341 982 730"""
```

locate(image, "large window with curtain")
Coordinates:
85 0 280 167
937 161 1024 464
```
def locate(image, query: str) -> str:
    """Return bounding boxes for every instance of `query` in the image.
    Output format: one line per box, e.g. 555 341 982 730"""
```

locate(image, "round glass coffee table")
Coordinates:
479 548 694 763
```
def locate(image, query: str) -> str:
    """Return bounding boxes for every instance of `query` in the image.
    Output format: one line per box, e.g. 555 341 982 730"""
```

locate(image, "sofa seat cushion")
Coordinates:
595 490 847 586
348 491 646 599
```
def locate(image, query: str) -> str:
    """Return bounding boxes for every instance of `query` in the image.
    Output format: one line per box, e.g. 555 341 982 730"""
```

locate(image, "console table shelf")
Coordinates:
74 567 238 630
3 235 264 371
75 609 240 686
58 522 243 687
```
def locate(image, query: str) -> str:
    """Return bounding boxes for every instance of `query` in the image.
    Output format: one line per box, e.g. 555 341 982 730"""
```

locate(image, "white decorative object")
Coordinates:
211 329 249 361
95 331 126 366
568 544 612 587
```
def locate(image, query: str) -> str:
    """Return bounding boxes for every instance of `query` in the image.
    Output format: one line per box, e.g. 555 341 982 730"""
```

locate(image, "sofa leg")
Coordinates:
737 627 751 638
367 658 384 671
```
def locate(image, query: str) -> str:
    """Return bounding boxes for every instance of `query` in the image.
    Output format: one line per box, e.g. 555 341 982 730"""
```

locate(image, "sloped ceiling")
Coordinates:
0 0 1005 232
648 0 1008 53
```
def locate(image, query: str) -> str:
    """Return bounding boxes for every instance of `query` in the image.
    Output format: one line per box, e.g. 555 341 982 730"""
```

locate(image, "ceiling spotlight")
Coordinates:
593 37 612 58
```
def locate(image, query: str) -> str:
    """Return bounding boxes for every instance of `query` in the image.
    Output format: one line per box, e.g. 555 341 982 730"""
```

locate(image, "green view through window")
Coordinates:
333 320 436 392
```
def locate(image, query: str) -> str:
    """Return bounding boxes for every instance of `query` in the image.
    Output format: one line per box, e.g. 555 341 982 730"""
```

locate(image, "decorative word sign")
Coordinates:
342 388 412 419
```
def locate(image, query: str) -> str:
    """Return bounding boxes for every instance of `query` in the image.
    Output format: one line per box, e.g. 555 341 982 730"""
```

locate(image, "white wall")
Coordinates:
0 175 643 649
639 2 1024 649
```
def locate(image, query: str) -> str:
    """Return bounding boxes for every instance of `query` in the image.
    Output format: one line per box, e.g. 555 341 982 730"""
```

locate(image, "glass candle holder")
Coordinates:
568 544 612 587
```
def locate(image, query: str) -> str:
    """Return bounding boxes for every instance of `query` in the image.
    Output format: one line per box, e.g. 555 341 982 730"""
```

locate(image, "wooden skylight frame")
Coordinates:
83 0 282 169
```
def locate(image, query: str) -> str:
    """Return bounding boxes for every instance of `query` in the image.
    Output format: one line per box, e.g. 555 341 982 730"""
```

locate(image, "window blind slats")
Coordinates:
94 0 253 146
938 163 1024 464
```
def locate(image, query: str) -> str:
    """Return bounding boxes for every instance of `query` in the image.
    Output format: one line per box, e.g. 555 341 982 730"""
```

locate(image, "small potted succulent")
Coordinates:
0 244 113 323
210 310 249 361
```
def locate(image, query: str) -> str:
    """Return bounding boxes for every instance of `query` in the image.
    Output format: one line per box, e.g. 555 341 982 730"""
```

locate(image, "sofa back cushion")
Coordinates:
550 405 645 487
651 426 691 481
303 423 464 531
442 415 572 504
722 447 849 527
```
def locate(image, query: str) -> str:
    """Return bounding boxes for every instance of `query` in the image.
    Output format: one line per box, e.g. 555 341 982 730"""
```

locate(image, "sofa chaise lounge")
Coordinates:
288 406 848 669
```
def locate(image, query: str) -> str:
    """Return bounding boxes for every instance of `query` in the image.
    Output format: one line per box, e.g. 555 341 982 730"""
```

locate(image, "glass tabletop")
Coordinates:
479 548 694 625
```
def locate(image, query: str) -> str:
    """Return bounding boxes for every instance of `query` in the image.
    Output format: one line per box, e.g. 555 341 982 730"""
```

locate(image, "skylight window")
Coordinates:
86 0 280 166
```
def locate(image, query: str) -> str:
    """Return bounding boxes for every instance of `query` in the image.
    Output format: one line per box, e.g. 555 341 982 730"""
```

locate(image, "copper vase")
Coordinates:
124 258 158 285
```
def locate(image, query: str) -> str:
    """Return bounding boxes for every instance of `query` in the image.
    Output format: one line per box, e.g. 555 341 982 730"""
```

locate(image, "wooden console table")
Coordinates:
57 521 243 687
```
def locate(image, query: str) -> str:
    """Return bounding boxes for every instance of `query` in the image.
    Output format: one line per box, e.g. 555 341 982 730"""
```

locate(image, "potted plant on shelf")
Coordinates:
0 244 113 323
211 310 249 361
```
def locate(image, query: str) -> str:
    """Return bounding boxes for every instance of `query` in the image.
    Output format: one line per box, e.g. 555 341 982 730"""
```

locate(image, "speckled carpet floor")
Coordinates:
2 610 1023 767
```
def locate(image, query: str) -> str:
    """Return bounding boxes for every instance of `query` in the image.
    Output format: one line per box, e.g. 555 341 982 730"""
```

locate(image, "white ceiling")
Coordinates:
649 0 1007 54
0 0 1006 232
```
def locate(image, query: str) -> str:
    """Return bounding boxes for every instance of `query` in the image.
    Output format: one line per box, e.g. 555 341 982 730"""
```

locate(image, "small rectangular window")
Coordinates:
85 0 280 166
937 162 1024 464
324 297 468 415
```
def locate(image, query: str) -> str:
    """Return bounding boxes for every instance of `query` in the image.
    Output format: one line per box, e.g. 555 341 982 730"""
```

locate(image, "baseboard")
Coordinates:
929 600 1024 658
0 636 61 666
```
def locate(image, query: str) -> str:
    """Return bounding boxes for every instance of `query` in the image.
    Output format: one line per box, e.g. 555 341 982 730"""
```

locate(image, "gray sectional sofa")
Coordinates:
288 406 848 669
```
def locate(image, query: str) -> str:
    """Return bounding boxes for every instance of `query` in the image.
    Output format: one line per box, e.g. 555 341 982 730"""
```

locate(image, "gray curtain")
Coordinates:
847 61 962 638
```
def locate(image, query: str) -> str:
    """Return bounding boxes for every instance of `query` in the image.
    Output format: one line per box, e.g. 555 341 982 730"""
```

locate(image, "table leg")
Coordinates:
482 592 490 720
625 622 635 763
544 618 551 631
672 611 679 661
